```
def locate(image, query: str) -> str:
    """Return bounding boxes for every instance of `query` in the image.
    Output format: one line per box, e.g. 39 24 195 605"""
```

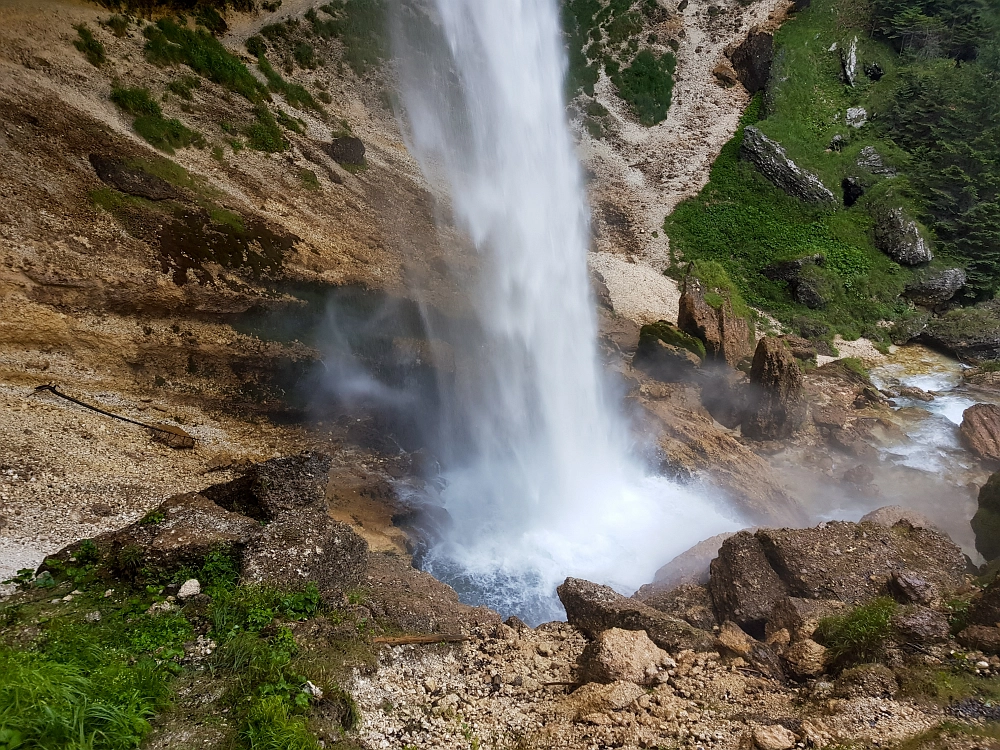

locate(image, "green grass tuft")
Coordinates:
166 74 201 101
74 24 106 67
257 56 322 112
246 104 287 152
815 597 897 667
299 168 320 191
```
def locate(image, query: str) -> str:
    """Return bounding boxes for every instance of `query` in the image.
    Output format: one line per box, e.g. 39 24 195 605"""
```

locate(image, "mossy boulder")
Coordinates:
638 320 706 360
633 320 705 382
972 471 1000 562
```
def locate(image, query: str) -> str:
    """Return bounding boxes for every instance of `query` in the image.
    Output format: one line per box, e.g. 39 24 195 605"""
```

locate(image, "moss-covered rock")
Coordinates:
638 320 706 360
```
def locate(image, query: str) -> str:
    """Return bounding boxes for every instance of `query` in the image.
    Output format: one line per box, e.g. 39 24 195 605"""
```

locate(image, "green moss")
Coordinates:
816 597 897 667
209 207 246 232
73 24 106 66
638 320 706 360
611 49 675 126
688 260 752 319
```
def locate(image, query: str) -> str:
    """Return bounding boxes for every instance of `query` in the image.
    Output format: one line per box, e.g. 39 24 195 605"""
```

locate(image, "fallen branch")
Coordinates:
32 384 195 449
372 634 468 645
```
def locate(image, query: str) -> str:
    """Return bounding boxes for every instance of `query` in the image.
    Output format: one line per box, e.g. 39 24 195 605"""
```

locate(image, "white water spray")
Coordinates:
391 0 739 622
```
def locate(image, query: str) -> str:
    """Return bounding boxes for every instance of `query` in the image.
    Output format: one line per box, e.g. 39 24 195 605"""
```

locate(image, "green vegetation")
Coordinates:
247 104 287 152
638 320 706 359
105 14 129 38
610 49 675 125
110 85 204 154
257 56 322 112
300 168 321 191
246 34 268 58
73 24 106 67
294 42 318 69
316 0 387 76
166 74 201 100
144 18 266 102
666 0 1000 340
816 597 897 667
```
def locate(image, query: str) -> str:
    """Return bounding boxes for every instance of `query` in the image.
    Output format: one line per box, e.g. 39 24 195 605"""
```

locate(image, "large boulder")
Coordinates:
325 136 365 165
678 278 755 368
578 628 674 685
861 505 938 532
240 508 368 597
89 154 182 201
726 28 773 94
922 303 1000 360
874 207 932 265
958 625 1000 654
633 320 705 382
740 126 837 204
905 268 966 307
709 531 788 638
202 451 332 521
960 404 1000 463
782 638 828 678
557 577 714 651
43 492 260 578
635 583 718 631
968 577 1000 628
645 531 738 591
741 337 805 441
973 471 1000 561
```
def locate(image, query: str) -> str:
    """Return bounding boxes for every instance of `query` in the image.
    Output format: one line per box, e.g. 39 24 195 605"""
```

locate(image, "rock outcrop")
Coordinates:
973 471 1000 561
741 337 804 441
557 577 715 652
678 278 755 368
905 268 966 307
636 583 718 630
325 136 365 165
708 532 787 637
874 207 933 265
740 126 837 204
726 28 773 94
633 320 705 382
962 404 1000 463
578 628 675 685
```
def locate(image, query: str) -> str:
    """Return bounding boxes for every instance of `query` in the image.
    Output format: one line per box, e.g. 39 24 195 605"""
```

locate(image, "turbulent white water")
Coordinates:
391 0 738 623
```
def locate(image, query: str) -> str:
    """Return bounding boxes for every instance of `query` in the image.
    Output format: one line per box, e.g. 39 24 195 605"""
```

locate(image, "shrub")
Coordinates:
246 34 267 57
106 14 129 38
133 114 205 154
815 597 897 667
246 104 287 152
110 85 161 117
166 74 201 100
611 49 676 126
294 42 317 69
257 56 321 111
299 168 320 190
73 24 106 67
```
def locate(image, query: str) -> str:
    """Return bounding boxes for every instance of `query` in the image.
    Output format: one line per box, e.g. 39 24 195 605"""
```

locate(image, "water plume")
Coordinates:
387 0 739 623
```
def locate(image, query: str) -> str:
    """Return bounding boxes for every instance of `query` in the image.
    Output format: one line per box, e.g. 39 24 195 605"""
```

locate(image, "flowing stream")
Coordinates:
389 0 739 623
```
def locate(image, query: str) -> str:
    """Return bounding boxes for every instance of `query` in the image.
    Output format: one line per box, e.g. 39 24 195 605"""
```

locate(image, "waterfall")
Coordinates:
390 0 739 623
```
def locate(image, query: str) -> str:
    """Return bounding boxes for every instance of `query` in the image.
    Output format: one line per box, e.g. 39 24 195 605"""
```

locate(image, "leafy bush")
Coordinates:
815 597 897 666
144 18 266 102
611 49 675 125
73 24 106 66
294 42 317 69
246 34 267 57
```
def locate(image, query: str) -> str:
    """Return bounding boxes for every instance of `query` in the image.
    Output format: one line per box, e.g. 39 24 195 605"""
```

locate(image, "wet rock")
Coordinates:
753 724 797 750
709 531 788 638
634 320 705 382
43 492 260 577
874 207 932 265
842 463 875 490
766 597 845 643
578 627 674 685
558 577 714 652
888 570 940 606
325 136 365 165
861 505 937 531
89 154 182 201
741 126 837 204
678 277 755 368
842 177 866 207
973 471 1000 562
240 509 368 599
905 268 966 307
834 664 898 698
742 336 805 441
968 576 1000 628
892 606 950 644
202 451 332 521
646 532 737 590
958 625 1000 654
856 146 897 176
922 302 1000 360
782 638 827 678
960 404 1000 463
726 28 773 94
756 521 966 604
636 583 718 630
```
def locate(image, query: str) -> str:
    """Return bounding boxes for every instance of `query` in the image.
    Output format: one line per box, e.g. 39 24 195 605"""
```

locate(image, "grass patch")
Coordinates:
166 74 201 100
110 85 160 117
665 93 910 342
73 24 106 67
257 56 322 112
110 84 205 154
611 48 675 125
144 18 266 102
316 0 387 76
294 41 318 69
299 168 320 191
246 104 287 152
815 597 897 668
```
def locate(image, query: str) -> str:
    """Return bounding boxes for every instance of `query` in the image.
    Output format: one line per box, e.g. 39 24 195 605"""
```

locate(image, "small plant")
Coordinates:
110 85 161 117
167 74 201 100
73 24 106 66
294 42 317 69
76 539 99 565
317 90 332 104
246 34 267 57
816 597 897 667
106 14 129 38
140 509 166 525
299 168 320 190
246 104 287 152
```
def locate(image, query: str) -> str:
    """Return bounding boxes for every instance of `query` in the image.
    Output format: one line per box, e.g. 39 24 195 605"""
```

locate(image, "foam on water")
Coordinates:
389 0 740 622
